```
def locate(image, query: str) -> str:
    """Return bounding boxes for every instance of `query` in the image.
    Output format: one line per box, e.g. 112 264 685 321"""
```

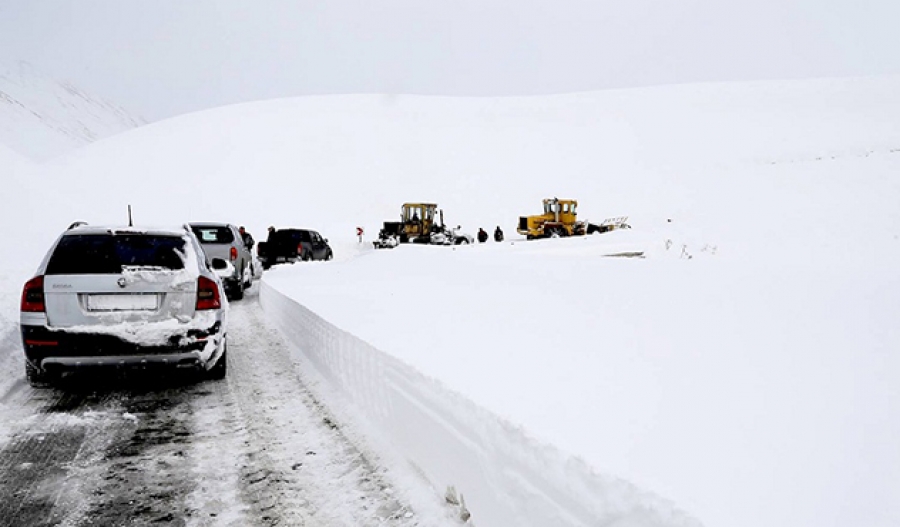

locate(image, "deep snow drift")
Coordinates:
2 77 900 526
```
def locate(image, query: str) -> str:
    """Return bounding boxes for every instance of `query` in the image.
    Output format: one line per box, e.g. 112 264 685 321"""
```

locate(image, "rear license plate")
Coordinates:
85 294 160 312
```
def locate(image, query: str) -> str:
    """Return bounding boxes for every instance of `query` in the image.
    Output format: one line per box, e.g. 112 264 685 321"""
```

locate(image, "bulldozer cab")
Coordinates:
544 198 577 223
401 203 437 238
518 197 628 239
518 198 581 238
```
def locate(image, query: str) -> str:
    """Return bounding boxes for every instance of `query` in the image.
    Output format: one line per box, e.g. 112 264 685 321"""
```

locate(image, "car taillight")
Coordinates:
230 246 238 261
297 243 303 254
21 276 45 312
196 276 221 310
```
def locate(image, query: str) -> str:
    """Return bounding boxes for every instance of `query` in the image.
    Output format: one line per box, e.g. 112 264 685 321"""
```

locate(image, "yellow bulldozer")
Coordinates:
517 198 630 239
374 203 474 248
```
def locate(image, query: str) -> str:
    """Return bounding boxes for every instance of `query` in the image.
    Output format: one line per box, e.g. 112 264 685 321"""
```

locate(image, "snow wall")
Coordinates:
260 281 699 527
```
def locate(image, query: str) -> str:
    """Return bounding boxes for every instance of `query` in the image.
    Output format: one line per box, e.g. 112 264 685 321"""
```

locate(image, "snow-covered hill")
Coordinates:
2 76 899 527
0 61 146 161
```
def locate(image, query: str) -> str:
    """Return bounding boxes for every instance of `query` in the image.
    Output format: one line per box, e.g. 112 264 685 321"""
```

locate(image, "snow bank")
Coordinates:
260 280 700 527
263 149 900 527
0 145 33 394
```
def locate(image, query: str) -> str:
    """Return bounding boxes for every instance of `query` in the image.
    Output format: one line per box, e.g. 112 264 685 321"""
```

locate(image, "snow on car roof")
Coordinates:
65 224 190 236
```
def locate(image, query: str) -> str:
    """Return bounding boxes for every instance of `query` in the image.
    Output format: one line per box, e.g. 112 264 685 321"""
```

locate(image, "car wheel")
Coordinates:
207 341 227 380
25 360 51 388
302 251 311 262
228 279 244 301
326 250 333 261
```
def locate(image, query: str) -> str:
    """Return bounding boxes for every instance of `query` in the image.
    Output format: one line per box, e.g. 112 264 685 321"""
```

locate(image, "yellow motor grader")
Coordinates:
374 203 474 248
517 198 629 239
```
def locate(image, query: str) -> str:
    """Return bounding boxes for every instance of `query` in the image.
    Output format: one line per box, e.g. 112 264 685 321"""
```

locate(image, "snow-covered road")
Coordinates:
0 286 447 527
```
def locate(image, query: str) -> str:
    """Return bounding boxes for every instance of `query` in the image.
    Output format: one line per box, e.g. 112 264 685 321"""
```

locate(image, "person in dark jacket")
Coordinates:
239 226 255 250
477 228 488 243
493 226 504 242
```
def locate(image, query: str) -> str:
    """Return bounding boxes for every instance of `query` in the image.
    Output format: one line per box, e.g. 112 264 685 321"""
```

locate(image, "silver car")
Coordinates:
189 223 253 300
20 223 229 387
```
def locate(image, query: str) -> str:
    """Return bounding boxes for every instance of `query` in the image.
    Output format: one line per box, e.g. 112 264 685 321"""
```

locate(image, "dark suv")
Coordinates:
257 228 333 269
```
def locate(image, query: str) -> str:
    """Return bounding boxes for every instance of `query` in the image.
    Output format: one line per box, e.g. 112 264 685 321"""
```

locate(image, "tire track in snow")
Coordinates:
215 289 422 527
0 372 207 527
73 381 201 527
0 386 130 527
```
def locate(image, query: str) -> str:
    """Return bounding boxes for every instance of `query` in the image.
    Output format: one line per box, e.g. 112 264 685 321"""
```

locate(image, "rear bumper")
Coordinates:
259 255 298 267
41 352 203 371
21 323 222 372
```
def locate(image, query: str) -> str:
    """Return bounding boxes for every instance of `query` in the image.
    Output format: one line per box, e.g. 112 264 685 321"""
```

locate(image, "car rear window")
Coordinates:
46 234 187 275
191 226 235 244
273 230 310 243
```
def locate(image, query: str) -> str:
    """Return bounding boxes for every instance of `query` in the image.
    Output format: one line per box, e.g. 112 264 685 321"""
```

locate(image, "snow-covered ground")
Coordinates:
2 76 899 526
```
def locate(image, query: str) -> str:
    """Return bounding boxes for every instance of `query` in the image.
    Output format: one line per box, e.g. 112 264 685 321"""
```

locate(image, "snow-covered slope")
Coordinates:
2 77 899 526
16 76 900 253
0 142 28 171
0 61 146 161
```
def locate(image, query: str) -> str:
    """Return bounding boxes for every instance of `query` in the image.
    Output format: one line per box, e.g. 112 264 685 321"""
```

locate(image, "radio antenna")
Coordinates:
128 205 133 227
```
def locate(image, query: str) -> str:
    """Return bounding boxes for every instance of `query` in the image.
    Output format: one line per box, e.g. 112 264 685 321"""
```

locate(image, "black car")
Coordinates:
257 228 333 269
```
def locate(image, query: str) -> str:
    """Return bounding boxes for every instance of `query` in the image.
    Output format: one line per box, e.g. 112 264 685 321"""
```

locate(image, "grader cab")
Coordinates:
517 198 629 239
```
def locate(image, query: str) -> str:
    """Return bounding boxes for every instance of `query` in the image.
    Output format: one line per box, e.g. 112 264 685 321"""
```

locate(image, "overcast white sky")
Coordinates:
2 0 899 120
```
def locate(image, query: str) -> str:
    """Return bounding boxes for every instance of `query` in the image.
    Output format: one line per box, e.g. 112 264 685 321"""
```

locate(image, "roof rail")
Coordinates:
67 221 88 230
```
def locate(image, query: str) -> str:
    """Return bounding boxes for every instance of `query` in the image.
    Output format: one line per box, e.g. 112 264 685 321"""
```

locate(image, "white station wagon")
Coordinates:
20 223 229 386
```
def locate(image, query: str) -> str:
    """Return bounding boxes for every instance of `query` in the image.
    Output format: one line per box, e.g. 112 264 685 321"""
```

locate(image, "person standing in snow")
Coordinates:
493 226 504 242
477 228 488 243
239 226 254 250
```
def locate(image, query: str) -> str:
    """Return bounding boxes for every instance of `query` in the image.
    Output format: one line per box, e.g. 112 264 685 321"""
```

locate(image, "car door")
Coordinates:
310 231 326 260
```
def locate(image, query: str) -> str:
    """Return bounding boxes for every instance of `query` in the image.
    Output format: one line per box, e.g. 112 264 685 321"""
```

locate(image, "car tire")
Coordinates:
232 281 245 300
207 341 227 380
25 360 51 388
326 250 333 261
226 278 244 301
302 251 311 262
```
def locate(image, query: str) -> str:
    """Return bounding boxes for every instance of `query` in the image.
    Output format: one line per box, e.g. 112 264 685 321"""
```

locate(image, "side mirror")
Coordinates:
211 258 228 270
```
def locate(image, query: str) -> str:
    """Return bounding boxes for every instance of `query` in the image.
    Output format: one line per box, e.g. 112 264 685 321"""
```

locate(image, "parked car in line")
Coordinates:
188 222 253 300
257 228 333 269
20 222 229 387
